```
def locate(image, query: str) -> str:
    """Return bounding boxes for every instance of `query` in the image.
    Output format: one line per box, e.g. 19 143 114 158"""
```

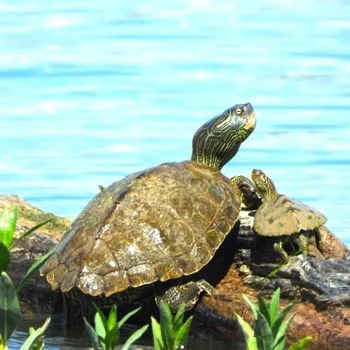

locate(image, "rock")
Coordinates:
0 195 71 241
318 225 349 260
196 208 350 349
10 231 61 315
2 195 71 314
2 195 350 348
247 256 350 307
198 261 350 350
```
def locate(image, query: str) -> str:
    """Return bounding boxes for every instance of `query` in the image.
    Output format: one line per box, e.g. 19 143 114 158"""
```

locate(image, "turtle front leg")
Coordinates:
273 241 290 263
155 280 216 312
296 230 324 255
295 233 309 255
274 234 311 263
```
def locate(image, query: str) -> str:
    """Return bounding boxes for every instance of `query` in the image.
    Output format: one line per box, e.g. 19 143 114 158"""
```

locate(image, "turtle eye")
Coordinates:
235 107 242 115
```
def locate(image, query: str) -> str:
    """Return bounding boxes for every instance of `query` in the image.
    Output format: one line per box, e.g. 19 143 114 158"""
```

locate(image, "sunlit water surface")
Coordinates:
1 0 349 348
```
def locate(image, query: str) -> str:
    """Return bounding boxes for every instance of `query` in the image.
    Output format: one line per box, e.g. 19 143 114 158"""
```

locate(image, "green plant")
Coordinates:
151 302 193 350
83 303 148 350
0 207 52 349
235 288 312 350
19 317 51 350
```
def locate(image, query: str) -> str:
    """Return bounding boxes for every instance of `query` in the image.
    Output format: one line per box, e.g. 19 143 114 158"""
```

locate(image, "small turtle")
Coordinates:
233 169 327 262
40 103 256 311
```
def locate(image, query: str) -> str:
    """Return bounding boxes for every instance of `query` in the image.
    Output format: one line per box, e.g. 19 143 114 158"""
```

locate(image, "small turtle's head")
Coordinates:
191 103 256 170
251 169 277 201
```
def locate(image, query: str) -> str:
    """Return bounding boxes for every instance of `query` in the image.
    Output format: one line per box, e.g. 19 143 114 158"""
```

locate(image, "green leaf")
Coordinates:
268 288 280 327
0 271 21 344
0 334 6 350
271 303 294 339
235 313 258 350
106 305 117 331
91 302 108 344
94 311 107 341
121 324 149 350
0 208 17 249
83 316 101 350
273 314 296 350
257 295 271 326
16 248 54 292
11 219 51 249
86 304 145 350
173 304 185 332
118 306 141 329
242 294 258 319
104 326 118 350
19 317 51 350
255 312 273 350
151 317 163 350
159 302 174 350
0 336 8 350
104 305 118 349
273 332 286 350
0 243 10 274
173 315 193 349
288 336 313 350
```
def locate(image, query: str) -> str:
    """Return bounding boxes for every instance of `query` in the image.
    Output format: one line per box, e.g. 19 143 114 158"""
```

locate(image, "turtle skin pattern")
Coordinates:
41 160 241 297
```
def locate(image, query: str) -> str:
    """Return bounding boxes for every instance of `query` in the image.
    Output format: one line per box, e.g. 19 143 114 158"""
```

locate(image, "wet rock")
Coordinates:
2 195 70 315
287 303 350 349
247 256 350 307
0 195 70 241
318 225 349 260
9 231 62 315
200 261 350 350
197 208 350 348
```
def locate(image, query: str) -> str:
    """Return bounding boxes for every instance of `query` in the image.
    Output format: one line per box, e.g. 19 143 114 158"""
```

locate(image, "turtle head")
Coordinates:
191 103 256 170
251 169 277 201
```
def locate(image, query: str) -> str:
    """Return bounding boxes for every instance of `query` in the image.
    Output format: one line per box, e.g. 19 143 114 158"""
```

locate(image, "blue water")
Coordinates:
1 0 350 348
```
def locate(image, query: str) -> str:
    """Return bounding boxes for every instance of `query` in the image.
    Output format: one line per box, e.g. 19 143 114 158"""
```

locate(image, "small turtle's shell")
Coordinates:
41 161 241 297
253 194 327 237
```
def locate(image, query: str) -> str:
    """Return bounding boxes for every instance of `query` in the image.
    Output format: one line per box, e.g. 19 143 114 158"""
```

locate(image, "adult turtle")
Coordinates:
41 103 256 310
233 169 327 262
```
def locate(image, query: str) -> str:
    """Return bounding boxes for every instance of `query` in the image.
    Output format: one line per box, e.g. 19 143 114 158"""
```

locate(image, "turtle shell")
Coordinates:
41 160 241 297
253 194 327 237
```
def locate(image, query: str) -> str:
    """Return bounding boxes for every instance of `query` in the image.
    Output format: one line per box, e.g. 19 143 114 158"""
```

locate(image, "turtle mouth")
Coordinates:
242 103 256 132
